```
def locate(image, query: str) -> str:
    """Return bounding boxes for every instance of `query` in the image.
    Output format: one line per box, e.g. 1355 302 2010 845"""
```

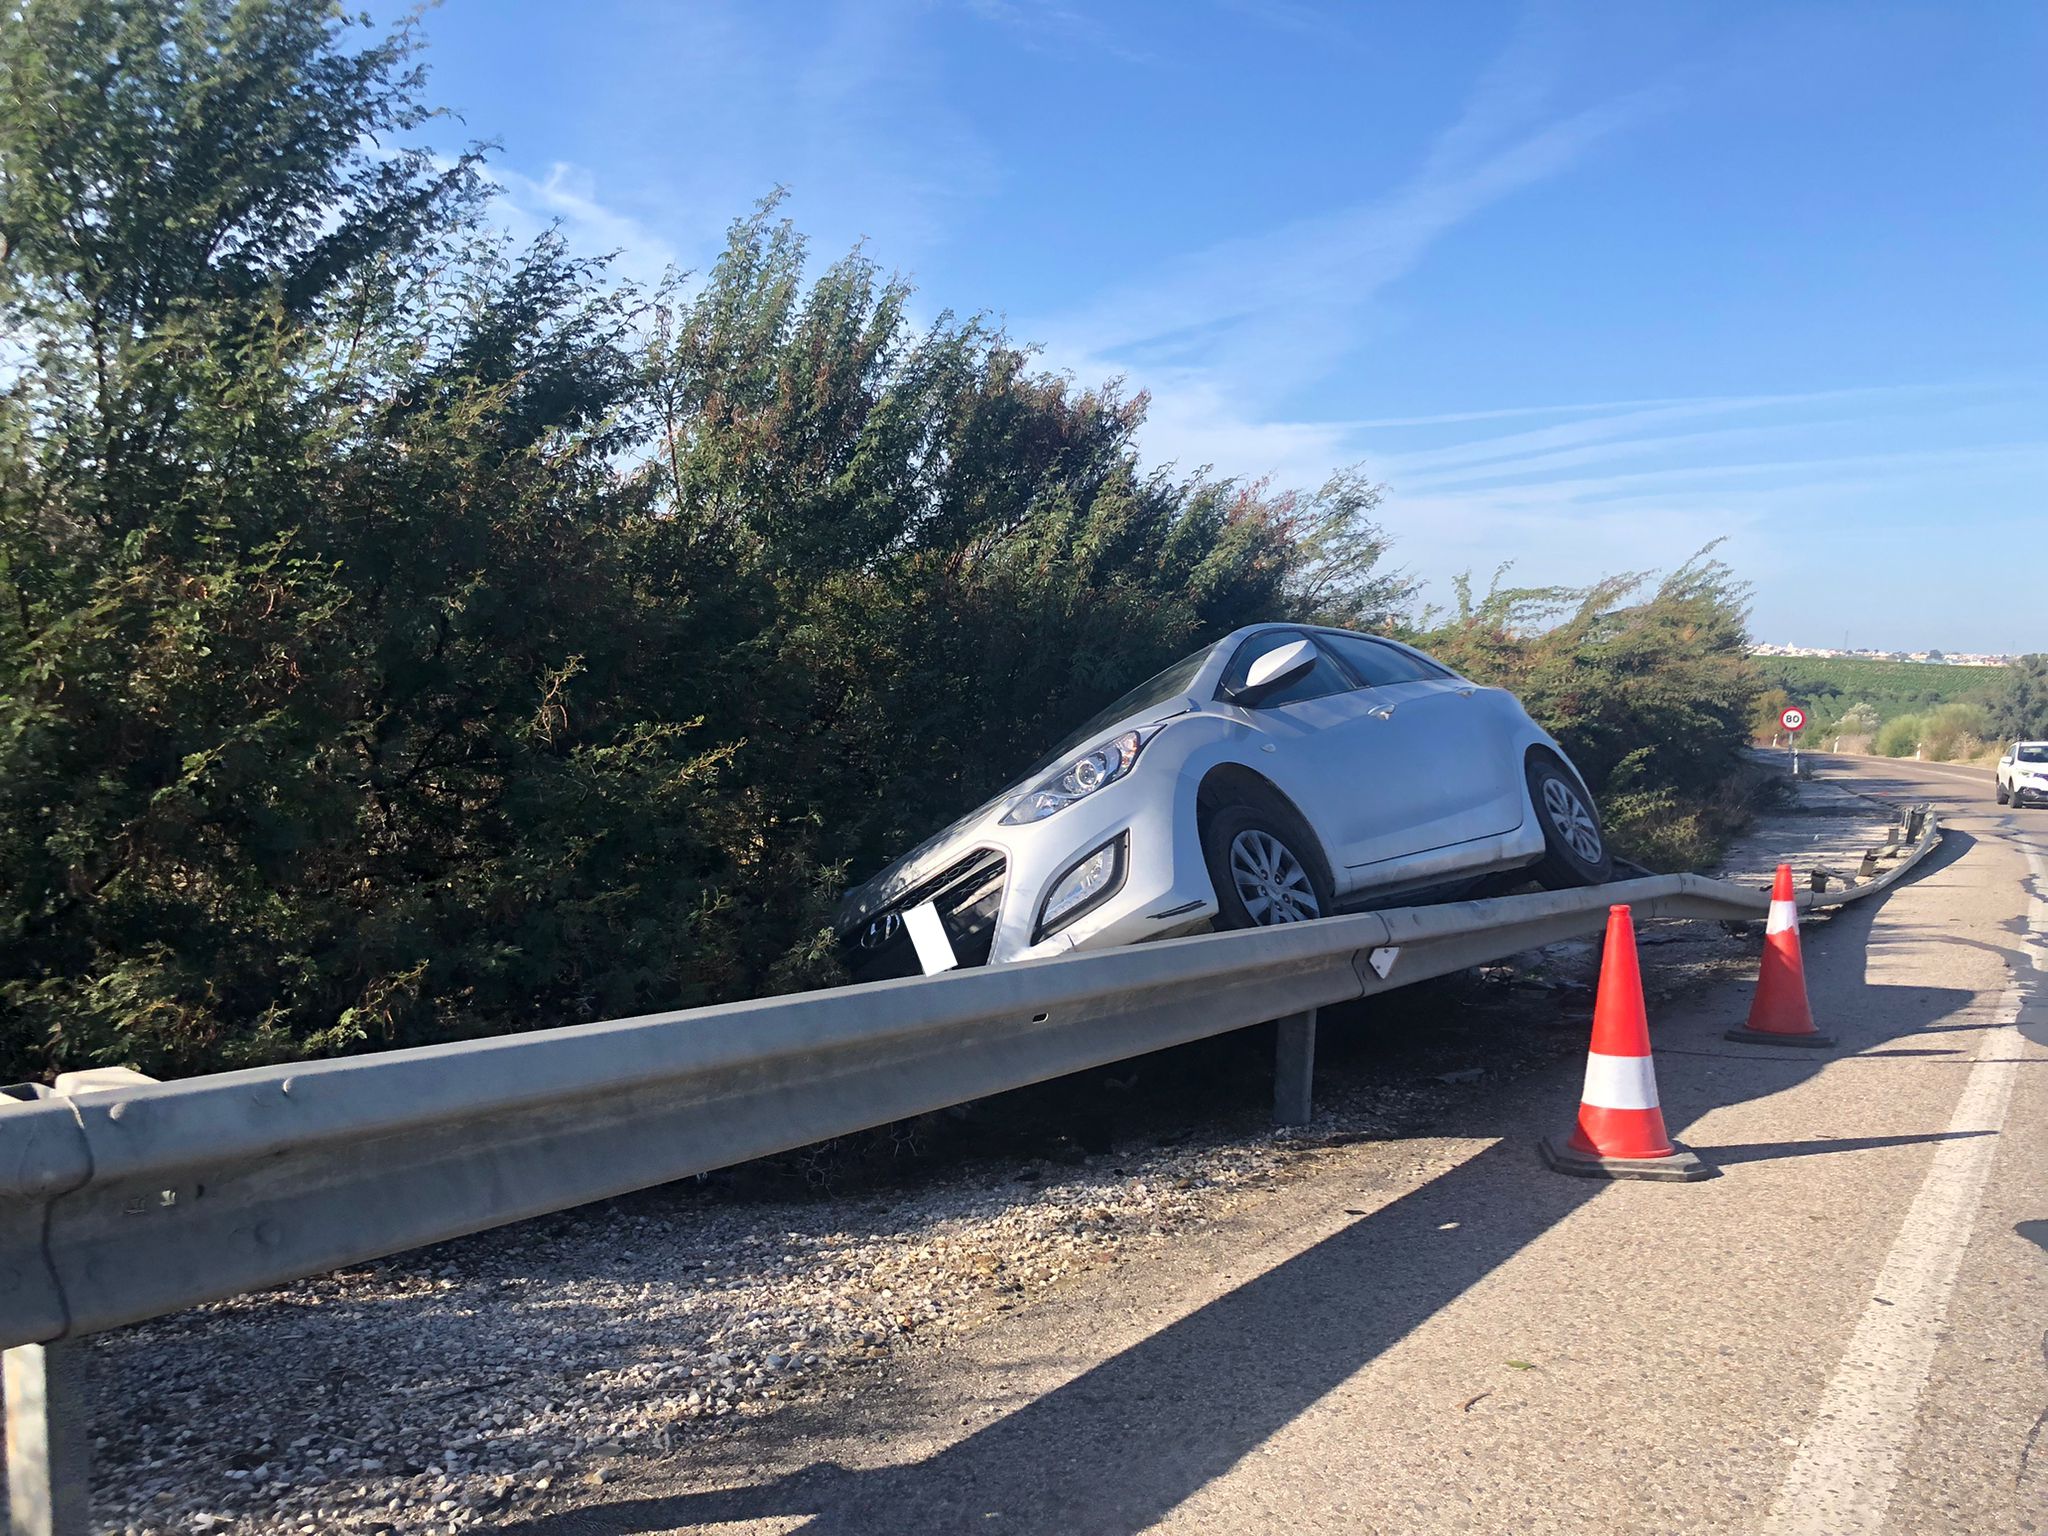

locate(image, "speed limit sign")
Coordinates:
1781 706 1807 733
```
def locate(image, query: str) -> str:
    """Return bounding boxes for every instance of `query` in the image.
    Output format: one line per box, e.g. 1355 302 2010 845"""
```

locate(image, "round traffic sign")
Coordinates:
1781 706 1807 733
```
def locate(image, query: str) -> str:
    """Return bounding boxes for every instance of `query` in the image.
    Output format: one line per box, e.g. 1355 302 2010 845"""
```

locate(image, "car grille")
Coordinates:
842 848 1007 983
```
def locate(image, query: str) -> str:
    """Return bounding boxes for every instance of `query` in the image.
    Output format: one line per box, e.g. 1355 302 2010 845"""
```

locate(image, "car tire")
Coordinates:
1200 795 1333 930
1526 752 1614 888
1997 781 2009 805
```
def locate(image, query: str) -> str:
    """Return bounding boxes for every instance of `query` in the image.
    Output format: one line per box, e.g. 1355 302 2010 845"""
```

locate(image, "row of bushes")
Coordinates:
1872 705 1997 762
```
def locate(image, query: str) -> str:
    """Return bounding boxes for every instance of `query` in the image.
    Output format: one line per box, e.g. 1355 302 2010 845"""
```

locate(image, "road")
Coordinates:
514 758 2047 1536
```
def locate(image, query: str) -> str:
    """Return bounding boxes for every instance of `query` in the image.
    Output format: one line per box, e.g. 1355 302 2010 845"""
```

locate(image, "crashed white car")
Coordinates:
1997 741 2048 807
835 625 1611 983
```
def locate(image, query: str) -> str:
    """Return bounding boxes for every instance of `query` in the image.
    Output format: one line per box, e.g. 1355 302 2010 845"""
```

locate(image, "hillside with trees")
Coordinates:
0 0 1761 1082
1754 655 2014 759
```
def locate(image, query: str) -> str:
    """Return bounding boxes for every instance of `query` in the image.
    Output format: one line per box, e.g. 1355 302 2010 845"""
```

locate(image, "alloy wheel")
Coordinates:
1228 829 1321 924
1541 777 1604 864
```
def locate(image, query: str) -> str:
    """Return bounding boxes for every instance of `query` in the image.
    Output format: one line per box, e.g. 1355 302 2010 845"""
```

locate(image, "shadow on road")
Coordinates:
504 962 1982 1535
1705 1129 1993 1165
502 1139 1604 1535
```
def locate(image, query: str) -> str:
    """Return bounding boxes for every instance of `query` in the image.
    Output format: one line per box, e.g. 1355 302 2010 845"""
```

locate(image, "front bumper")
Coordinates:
838 772 1221 981
2011 781 2048 806
840 848 1008 985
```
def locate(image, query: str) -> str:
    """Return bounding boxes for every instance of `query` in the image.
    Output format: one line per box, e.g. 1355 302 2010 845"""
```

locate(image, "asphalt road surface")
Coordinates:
516 757 2046 1536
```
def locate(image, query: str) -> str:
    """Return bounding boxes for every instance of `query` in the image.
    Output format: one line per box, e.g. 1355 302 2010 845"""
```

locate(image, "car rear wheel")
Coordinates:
1201 798 1332 930
1527 753 1613 888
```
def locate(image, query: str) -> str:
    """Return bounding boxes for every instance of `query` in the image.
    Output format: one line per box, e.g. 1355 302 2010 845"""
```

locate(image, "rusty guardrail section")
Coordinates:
0 807 1938 1534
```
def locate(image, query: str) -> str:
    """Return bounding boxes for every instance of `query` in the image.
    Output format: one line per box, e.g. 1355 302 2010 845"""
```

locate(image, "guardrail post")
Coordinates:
1272 1009 1317 1127
1905 805 1927 843
5 1340 91 1536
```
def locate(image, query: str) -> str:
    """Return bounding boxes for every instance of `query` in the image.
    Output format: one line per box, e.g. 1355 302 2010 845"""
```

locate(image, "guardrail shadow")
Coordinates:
500 970 1983 1536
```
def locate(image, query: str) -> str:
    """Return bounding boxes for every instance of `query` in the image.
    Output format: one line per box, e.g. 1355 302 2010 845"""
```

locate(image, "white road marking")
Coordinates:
1759 848 2044 1535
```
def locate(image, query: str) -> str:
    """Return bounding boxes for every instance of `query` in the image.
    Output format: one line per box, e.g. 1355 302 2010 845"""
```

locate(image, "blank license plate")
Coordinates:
902 900 959 974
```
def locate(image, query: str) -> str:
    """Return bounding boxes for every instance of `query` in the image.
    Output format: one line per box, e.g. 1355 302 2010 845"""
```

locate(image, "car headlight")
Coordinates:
1035 835 1128 941
1001 728 1158 825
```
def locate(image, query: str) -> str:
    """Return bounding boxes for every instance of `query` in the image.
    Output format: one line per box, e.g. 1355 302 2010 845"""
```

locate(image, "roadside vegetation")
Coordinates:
1755 654 2011 756
1408 561 1760 871
0 0 1759 1082
1872 656 2048 760
1987 655 2048 742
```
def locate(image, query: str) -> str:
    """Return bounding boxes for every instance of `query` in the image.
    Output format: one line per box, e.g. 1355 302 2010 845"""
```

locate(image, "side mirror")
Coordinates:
1233 638 1318 706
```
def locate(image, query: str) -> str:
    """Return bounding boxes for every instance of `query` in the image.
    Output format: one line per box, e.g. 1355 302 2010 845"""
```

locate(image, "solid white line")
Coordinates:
1578 1051 1660 1111
1758 851 2043 1535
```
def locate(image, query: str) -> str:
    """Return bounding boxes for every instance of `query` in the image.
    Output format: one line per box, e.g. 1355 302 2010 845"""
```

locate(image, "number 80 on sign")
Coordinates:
1780 706 1806 733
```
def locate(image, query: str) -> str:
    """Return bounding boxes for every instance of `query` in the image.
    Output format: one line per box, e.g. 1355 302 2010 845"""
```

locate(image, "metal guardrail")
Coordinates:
0 807 1940 1534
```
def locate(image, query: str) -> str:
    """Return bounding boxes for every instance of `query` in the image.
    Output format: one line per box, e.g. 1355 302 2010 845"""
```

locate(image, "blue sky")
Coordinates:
379 0 2046 653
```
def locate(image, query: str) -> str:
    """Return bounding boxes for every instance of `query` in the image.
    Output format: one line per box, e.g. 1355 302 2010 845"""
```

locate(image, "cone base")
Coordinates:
1540 1136 1715 1182
1724 1025 1837 1049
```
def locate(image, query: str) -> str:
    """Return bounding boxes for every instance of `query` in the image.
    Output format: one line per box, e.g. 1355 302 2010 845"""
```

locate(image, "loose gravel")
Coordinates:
83 1103 1425 1536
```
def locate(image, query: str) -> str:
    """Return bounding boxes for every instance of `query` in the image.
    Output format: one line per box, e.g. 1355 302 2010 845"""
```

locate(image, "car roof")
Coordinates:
1215 622 1454 667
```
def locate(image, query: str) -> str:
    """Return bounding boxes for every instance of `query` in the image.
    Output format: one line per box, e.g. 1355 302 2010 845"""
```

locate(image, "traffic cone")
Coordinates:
1541 905 1712 1182
1725 864 1836 1048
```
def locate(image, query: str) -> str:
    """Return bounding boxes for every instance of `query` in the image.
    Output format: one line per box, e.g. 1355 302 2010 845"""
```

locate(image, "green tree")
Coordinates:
1753 688 1795 741
1988 654 2048 741
0 0 735 1077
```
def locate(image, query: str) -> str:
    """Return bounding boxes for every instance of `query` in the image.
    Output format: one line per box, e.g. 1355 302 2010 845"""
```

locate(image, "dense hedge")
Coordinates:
0 0 1758 1082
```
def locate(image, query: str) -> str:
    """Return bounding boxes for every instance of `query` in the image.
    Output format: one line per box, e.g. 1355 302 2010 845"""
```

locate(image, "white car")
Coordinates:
834 625 1612 983
1996 741 2048 808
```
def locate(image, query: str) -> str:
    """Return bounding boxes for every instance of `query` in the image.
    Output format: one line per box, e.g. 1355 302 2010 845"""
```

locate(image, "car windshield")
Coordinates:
1026 644 1216 774
2019 745 2048 763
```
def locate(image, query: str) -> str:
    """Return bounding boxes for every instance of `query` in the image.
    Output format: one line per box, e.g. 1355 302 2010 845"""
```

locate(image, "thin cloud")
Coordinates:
964 0 1161 65
489 162 682 291
1045 90 1654 388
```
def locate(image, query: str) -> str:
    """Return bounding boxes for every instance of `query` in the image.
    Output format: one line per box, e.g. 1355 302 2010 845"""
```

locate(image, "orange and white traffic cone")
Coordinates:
1725 863 1836 1048
1542 904 1712 1182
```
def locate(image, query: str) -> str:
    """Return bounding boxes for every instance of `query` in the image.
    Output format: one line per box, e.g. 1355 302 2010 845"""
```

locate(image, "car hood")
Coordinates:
833 707 1192 932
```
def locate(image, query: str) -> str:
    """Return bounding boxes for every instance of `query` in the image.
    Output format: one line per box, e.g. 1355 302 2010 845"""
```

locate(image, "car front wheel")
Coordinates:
1997 781 2010 805
1527 753 1614 888
1201 799 1333 930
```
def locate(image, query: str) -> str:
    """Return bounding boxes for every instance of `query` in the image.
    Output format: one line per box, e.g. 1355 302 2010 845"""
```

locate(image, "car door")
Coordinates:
1314 633 1527 868
1212 631 1413 881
